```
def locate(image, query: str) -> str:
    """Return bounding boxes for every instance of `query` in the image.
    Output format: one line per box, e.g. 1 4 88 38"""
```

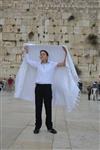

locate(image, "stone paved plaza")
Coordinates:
0 91 100 150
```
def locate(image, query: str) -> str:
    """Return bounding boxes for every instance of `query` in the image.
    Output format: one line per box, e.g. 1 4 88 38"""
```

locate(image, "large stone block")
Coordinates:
97 11 100 19
81 27 91 34
16 19 22 25
20 25 26 33
0 0 2 5
68 35 75 43
67 26 74 34
47 26 54 33
2 33 16 41
0 19 4 25
48 34 54 41
4 18 16 25
98 27 100 34
54 26 61 33
77 20 90 27
4 41 15 47
74 26 81 34
15 33 22 41
38 26 44 33
63 34 69 40
62 12 72 19
0 33 2 41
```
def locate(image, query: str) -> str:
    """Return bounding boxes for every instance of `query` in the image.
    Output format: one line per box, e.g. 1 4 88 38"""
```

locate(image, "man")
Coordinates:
78 81 83 92
7 75 14 91
87 85 92 100
24 46 67 134
91 82 98 101
98 81 100 95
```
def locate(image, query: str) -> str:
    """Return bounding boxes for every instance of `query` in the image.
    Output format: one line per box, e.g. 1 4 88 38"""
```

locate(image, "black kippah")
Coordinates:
40 50 49 56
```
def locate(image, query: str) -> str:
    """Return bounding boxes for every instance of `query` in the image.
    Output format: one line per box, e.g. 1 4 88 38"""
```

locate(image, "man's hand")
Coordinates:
24 46 28 53
57 46 67 67
62 46 67 55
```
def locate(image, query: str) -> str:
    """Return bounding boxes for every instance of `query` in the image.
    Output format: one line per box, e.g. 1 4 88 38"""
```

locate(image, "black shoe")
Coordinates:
33 128 40 134
48 128 57 134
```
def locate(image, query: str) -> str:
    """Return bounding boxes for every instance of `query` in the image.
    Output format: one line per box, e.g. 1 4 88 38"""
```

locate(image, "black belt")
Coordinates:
36 83 51 86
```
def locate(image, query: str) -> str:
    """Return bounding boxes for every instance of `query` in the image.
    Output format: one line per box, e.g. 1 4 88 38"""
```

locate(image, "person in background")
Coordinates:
98 81 100 94
87 85 92 100
78 81 83 92
0 81 3 91
2 78 7 90
7 75 14 91
91 82 98 101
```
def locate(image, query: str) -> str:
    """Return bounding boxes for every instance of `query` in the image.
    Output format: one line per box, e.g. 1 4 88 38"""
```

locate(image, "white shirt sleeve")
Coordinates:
51 61 58 68
25 54 38 68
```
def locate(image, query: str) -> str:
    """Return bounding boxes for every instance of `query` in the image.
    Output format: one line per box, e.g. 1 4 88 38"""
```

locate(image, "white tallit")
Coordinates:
14 43 80 112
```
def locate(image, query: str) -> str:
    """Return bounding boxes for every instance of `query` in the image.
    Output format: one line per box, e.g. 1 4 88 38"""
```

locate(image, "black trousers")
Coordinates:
88 92 91 100
35 84 53 130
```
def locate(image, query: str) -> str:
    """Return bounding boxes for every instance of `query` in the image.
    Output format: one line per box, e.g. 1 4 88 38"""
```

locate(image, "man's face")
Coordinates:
40 52 48 62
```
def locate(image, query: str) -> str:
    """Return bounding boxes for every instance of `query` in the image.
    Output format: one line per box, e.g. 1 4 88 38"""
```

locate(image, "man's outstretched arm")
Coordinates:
24 46 38 68
57 46 67 67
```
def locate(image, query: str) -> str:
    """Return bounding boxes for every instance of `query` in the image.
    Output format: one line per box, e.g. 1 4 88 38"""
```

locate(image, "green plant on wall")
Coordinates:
28 31 34 40
87 34 98 46
68 15 75 21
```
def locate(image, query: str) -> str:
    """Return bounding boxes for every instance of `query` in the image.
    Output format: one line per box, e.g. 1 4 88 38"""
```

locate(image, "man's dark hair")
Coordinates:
40 50 49 56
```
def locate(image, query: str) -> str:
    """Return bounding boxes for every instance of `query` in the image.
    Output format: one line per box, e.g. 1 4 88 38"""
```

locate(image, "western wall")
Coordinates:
0 0 100 84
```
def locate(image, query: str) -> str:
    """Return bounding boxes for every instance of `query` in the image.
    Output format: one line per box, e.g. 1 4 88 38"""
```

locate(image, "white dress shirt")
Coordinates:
26 54 58 84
